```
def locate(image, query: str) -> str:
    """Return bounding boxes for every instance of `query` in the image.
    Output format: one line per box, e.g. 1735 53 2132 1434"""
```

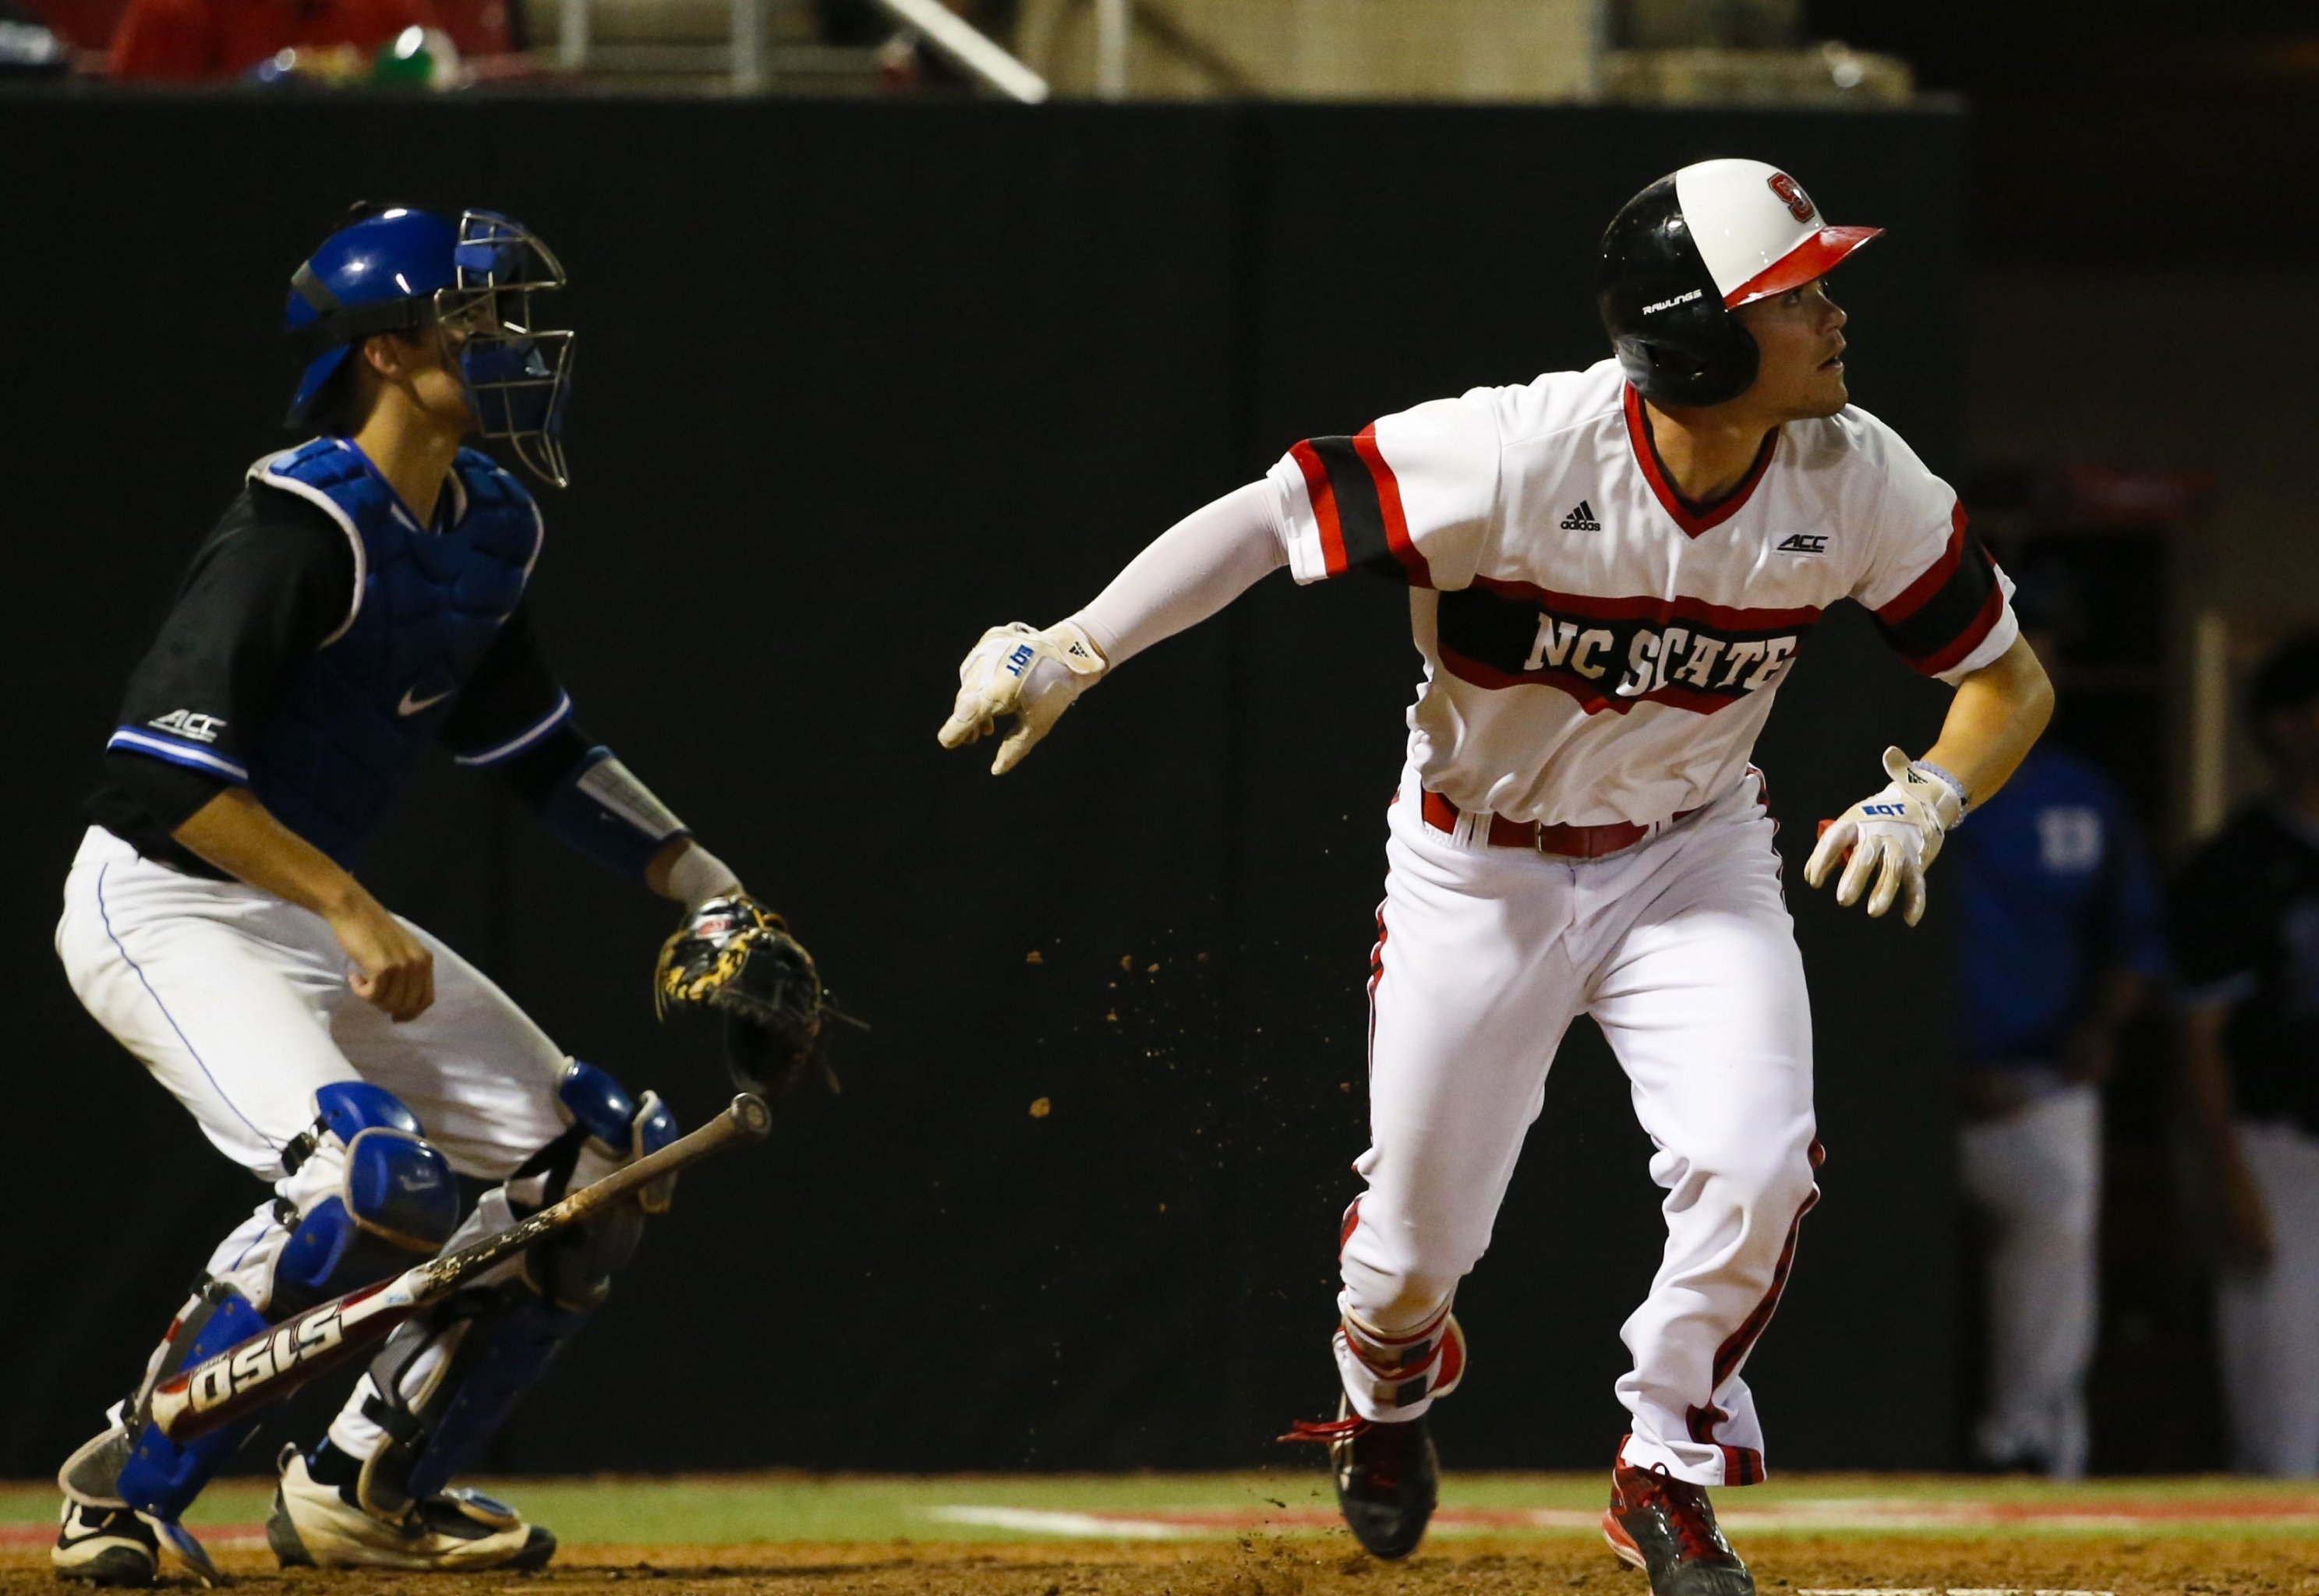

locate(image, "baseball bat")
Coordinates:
149 1093 773 1443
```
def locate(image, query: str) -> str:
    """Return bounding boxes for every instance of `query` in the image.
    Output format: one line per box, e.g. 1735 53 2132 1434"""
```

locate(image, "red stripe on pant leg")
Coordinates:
1366 898 1389 1057
1710 1138 1826 1389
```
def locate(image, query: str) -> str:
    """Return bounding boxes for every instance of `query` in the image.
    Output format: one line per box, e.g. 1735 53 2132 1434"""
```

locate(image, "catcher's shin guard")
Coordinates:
309 1061 674 1524
64 1082 462 1570
103 1280 270 1524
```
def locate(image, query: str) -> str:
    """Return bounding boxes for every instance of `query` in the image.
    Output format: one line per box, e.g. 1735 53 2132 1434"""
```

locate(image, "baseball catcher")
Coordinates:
50 203 811 1585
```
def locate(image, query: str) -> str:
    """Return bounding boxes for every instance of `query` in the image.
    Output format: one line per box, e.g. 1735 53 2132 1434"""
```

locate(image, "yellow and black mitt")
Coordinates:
655 895 832 1097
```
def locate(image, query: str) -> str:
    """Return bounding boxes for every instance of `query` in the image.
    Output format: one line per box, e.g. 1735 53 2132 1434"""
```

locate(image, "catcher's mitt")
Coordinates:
655 895 836 1097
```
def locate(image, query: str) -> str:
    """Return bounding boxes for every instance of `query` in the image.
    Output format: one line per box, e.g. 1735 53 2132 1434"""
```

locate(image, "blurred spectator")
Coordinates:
16 0 122 54
2174 634 2319 1476
1950 585 2165 1478
0 0 69 71
109 0 444 79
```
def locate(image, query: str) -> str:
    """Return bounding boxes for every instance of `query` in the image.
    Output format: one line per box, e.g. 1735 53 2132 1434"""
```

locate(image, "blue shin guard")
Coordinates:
114 1281 270 1521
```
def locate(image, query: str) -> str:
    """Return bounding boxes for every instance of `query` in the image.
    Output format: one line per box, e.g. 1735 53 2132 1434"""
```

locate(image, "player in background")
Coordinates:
2172 635 2319 1474
939 161 2052 1596
1946 577 2164 1477
52 204 797 1584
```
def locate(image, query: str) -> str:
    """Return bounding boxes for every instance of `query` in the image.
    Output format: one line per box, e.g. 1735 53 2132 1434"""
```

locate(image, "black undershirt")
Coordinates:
2170 804 2319 1138
89 480 590 877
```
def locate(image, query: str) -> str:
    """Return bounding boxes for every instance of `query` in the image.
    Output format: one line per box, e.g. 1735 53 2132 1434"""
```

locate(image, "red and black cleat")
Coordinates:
1280 1400 1437 1560
1602 1460 1755 1596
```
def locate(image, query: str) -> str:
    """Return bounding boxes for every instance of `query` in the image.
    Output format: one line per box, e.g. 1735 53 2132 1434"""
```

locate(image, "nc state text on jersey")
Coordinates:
1433 582 1815 715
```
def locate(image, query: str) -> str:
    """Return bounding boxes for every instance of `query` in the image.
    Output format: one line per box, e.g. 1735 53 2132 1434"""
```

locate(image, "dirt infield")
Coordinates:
11 1534 2319 1594
10 1477 2319 1594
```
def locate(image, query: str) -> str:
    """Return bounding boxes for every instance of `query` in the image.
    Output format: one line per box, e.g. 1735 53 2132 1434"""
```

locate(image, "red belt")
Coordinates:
1419 789 1699 860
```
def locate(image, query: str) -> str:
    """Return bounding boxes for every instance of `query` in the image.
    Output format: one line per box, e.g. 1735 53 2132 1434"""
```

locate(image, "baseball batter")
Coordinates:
51 203 822 1585
939 161 2053 1595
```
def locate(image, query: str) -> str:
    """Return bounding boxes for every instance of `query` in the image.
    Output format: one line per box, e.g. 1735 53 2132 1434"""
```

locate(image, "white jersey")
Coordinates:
1264 358 2017 826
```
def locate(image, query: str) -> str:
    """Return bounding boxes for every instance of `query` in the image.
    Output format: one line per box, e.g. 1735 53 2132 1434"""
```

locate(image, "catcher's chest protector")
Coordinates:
246 439 542 866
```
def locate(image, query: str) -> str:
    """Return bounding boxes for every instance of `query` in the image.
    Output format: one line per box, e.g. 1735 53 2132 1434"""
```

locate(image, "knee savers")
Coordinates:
274 1082 462 1315
507 1059 677 1311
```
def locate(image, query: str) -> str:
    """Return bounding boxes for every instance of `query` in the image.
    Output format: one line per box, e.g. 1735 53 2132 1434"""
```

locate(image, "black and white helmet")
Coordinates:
1597 158 1882 408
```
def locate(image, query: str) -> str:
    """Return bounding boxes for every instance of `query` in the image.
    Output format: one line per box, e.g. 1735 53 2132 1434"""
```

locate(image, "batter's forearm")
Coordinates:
1068 480 1289 666
1921 633 2054 807
171 786 369 920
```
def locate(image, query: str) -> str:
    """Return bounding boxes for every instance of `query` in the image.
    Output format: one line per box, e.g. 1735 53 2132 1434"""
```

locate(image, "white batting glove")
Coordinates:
936 620 1108 775
1803 746 1967 927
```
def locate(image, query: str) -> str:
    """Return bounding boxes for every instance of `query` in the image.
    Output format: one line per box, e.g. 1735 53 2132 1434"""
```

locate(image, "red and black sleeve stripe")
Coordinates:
1874 503 2007 676
1288 425 1432 587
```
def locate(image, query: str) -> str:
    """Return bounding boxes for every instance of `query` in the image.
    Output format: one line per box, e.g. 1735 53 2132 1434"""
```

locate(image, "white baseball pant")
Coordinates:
2217 1118 2319 1477
55 825 571 1301
1959 1081 2099 1478
1336 767 1820 1487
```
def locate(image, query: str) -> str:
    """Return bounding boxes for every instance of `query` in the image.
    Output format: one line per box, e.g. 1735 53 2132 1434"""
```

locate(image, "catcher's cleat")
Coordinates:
1281 1400 1438 1559
267 1446 556 1573
51 1502 158 1587
1602 1459 1755 1596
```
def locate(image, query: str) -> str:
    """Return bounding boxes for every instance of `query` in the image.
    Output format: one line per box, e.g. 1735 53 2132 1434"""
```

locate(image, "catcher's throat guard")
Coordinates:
285 207 575 487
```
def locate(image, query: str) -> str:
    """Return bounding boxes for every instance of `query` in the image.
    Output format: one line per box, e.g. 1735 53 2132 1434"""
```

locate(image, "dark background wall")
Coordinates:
2 97 1964 1476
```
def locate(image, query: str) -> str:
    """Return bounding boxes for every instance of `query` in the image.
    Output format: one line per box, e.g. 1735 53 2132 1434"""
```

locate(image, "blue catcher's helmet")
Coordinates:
282 203 576 486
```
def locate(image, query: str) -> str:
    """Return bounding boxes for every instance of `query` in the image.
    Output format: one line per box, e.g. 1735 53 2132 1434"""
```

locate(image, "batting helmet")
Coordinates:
282 203 576 486
1597 159 1881 408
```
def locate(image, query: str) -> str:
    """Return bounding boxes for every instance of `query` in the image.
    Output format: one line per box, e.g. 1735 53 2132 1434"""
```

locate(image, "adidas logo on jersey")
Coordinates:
1774 532 1829 555
149 708 225 743
1558 500 1603 531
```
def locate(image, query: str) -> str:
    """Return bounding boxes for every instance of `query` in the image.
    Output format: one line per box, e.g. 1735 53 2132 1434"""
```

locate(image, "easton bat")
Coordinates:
150 1092 773 1443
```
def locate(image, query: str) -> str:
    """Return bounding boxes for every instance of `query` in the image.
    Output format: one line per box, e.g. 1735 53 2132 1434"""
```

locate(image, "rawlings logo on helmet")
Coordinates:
1766 172 1815 224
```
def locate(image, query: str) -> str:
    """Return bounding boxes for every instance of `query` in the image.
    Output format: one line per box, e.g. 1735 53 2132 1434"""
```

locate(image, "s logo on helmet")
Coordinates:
1766 173 1815 224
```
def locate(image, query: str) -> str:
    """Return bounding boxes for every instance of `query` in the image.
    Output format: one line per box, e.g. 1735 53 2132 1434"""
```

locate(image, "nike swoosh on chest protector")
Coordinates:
398 686 456 717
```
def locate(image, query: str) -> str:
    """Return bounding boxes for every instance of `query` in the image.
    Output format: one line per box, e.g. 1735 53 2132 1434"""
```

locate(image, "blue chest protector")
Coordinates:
247 440 542 867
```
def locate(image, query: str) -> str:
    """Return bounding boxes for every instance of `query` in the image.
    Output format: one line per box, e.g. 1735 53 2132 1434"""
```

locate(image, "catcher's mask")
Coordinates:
283 204 576 488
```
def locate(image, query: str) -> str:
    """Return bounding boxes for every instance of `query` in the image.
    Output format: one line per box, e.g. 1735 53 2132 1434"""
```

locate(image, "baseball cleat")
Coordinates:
1281 1399 1438 1559
267 1446 557 1573
51 1501 158 1587
1603 1460 1755 1596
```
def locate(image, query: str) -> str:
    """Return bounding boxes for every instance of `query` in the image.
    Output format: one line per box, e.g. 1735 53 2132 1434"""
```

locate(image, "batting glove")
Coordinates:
937 620 1108 775
1804 746 1967 927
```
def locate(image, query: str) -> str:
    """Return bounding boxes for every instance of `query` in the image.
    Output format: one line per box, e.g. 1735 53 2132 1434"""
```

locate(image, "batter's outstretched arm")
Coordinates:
173 787 436 1020
938 480 1289 774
